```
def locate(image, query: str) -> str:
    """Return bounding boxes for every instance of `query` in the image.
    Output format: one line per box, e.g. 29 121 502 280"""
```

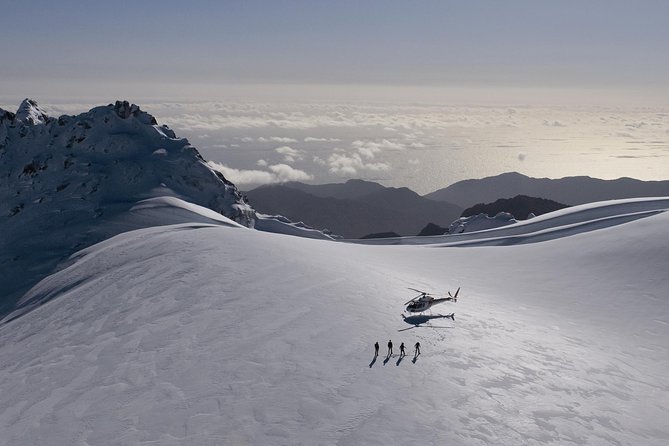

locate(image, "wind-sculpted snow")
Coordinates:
0 199 667 445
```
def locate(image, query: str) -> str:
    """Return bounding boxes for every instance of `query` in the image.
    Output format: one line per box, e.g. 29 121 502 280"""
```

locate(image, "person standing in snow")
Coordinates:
414 341 421 357
387 339 393 357
399 342 406 357
374 341 379 356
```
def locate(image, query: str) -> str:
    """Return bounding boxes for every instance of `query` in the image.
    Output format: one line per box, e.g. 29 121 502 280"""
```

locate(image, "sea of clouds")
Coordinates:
10 100 669 194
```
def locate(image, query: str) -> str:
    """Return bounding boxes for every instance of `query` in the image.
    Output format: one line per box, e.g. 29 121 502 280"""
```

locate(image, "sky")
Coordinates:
2 0 668 103
1 1 668 191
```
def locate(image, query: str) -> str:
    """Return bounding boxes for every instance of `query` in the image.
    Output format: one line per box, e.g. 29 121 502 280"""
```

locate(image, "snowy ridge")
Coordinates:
0 197 667 444
254 213 338 240
355 197 669 246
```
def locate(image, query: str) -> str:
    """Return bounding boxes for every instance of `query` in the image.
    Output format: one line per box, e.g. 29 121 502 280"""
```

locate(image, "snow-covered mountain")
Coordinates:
0 99 257 311
1 99 254 225
0 195 668 445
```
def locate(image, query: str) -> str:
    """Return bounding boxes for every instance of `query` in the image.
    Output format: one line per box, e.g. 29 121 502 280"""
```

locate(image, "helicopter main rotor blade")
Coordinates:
404 294 422 305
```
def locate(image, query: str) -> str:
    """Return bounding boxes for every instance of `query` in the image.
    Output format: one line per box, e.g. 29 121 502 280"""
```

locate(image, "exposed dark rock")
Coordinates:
461 195 568 219
417 222 448 236
360 231 401 239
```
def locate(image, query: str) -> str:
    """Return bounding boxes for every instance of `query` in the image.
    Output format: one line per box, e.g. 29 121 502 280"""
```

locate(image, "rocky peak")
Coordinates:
112 100 157 125
15 98 49 125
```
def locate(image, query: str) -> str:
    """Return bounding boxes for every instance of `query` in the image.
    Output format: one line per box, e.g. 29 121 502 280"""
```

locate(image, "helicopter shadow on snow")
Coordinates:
398 314 455 332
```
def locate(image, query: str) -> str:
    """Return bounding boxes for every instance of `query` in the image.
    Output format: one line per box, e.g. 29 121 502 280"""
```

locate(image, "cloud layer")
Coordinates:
144 102 669 192
208 161 313 187
18 100 669 194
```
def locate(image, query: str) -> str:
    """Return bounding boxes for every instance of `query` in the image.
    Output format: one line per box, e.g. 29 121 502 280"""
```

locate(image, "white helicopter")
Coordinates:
404 287 460 314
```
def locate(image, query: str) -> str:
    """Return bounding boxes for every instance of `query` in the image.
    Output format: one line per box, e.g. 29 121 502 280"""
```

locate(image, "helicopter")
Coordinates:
404 287 460 314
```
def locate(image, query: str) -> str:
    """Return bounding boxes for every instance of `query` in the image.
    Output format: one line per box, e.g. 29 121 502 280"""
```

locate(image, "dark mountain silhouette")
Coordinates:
425 172 669 208
245 181 462 238
246 186 384 238
280 179 386 200
461 195 569 219
417 223 449 236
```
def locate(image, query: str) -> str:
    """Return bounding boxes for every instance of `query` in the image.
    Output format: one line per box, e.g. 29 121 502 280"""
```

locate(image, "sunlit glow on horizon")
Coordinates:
1 81 667 109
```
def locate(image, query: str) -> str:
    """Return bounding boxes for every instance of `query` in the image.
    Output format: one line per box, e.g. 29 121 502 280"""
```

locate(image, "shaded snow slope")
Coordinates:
0 100 255 311
0 199 667 445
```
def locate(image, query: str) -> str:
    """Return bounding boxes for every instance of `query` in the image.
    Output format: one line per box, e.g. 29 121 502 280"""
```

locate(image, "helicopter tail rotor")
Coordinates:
448 287 461 302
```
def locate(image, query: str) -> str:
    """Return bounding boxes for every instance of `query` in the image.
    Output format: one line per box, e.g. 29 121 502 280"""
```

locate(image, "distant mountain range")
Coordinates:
246 173 669 239
426 172 669 207
245 180 462 238
461 195 568 220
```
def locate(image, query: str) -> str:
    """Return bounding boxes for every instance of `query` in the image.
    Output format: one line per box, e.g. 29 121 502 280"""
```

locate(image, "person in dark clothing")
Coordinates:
399 342 406 357
387 340 393 357
374 342 379 356
414 341 421 356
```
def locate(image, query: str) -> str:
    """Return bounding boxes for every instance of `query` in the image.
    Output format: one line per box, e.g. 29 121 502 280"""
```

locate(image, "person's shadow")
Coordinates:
369 355 377 368
396 355 404 366
383 355 391 365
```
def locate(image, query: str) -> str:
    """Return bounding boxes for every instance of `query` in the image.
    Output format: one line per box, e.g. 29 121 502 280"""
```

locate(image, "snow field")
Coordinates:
0 200 668 445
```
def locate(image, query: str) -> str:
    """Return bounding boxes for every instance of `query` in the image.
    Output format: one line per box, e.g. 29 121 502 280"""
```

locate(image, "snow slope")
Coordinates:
1 198 667 445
